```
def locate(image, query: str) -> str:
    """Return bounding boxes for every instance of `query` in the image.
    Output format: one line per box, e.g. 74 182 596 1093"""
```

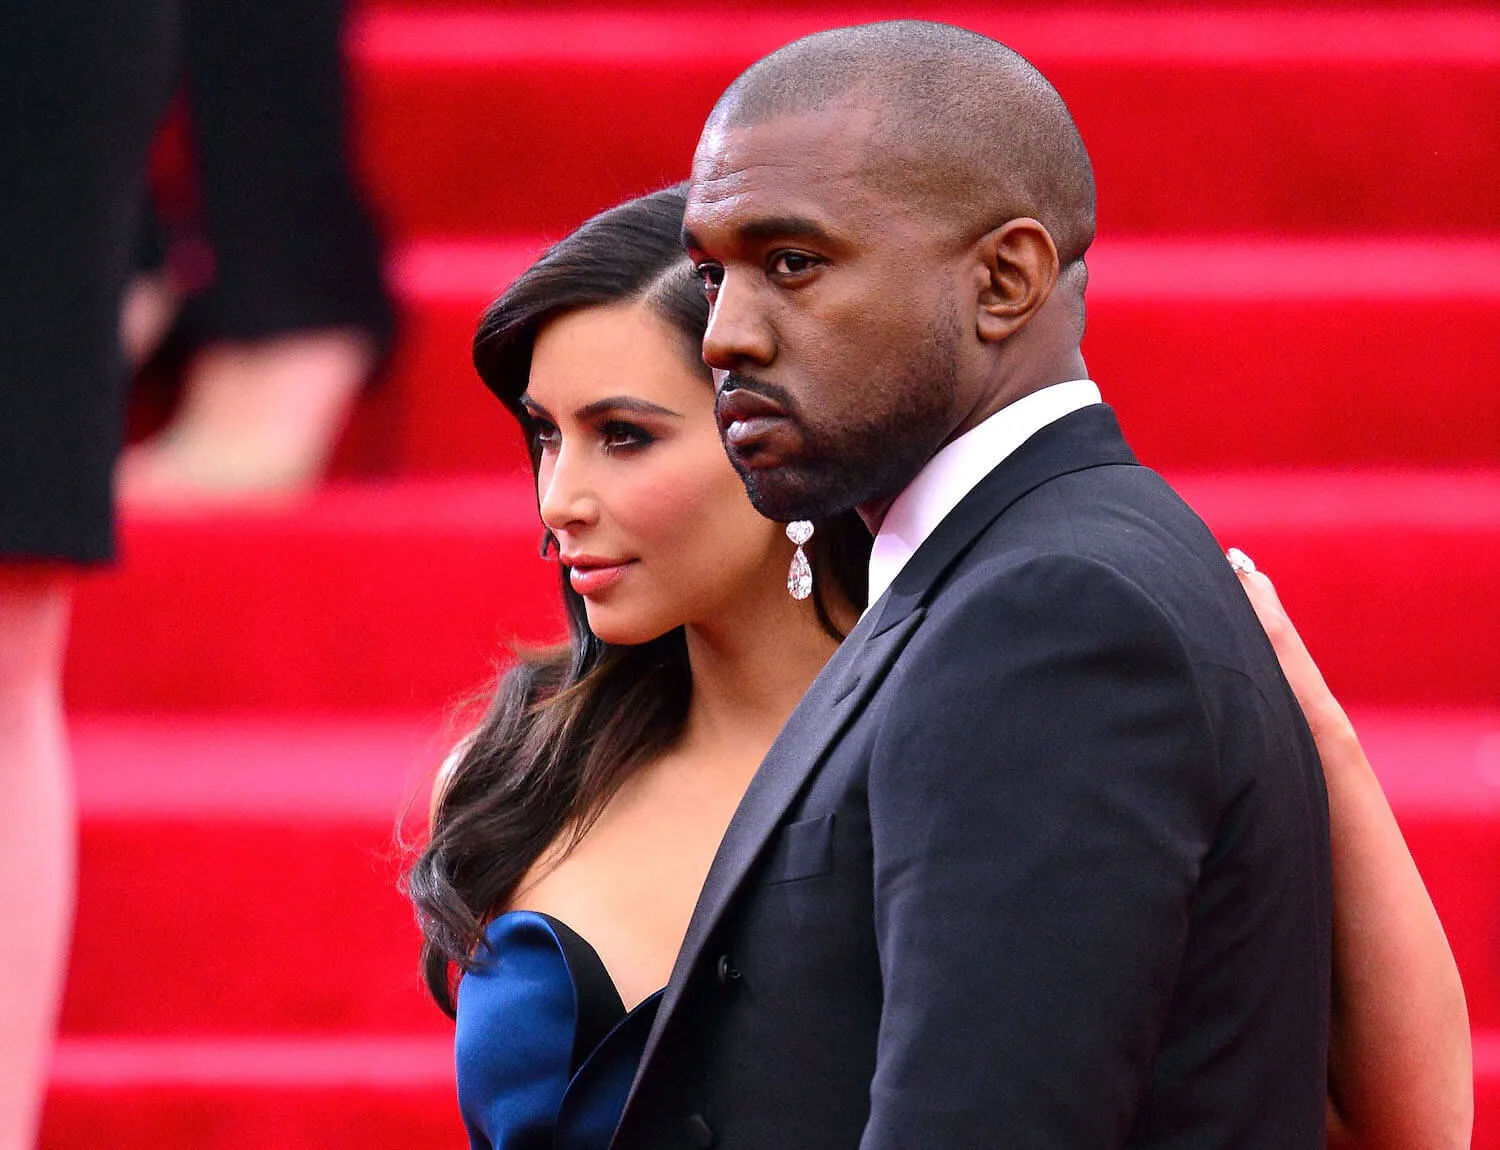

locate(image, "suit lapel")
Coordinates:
628 599 925 1078
867 403 1138 638
625 403 1141 1092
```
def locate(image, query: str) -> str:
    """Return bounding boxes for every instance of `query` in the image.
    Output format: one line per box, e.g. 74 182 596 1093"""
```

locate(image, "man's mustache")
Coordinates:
716 373 798 414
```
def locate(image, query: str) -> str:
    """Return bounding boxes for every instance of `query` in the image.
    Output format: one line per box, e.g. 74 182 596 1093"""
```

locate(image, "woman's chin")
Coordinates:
584 605 676 648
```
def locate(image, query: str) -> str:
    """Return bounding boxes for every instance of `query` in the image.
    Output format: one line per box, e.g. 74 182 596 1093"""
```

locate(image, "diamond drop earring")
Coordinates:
786 521 814 600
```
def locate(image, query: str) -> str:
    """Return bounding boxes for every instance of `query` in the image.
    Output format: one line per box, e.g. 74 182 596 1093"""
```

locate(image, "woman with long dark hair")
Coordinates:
407 186 1470 1150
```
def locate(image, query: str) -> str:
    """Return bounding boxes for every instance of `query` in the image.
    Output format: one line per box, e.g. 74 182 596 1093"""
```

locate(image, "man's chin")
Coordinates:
736 459 860 524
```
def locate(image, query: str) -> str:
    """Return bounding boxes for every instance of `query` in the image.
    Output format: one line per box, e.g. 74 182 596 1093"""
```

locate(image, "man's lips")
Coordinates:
716 388 797 463
560 555 636 597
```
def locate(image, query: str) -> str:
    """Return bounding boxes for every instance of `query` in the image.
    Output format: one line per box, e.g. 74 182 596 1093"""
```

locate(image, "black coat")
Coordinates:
614 405 1331 1149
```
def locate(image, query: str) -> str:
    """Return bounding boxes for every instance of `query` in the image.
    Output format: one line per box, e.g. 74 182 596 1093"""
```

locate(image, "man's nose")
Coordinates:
701 276 775 371
537 445 598 533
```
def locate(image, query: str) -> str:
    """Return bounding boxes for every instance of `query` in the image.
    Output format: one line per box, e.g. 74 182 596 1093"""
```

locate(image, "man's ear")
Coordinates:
974 219 1060 343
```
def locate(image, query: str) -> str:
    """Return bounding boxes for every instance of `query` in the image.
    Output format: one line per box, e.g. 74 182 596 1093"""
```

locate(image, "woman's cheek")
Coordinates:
614 462 720 546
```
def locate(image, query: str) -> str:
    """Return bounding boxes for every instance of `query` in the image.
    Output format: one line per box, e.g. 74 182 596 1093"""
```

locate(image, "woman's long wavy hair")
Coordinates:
405 185 871 1015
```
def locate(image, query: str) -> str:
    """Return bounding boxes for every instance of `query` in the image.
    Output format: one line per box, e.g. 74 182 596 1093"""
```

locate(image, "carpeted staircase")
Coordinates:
43 3 1500 1145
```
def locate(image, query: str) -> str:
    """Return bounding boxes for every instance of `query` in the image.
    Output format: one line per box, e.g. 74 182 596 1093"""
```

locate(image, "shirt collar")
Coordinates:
865 379 1102 611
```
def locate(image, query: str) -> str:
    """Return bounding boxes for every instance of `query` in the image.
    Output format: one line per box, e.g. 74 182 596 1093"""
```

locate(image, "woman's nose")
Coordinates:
701 277 775 371
537 445 598 532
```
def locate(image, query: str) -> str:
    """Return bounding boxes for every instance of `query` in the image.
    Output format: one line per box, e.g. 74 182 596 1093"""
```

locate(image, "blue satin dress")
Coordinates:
455 911 663 1150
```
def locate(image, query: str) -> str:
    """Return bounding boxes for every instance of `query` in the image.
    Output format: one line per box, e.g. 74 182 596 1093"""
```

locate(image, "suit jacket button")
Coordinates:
685 1113 716 1147
715 954 741 985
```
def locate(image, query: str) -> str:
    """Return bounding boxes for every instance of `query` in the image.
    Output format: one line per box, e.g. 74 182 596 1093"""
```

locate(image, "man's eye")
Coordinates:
602 421 654 452
770 251 816 276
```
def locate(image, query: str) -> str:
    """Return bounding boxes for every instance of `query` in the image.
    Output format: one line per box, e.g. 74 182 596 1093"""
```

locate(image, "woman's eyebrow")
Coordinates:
576 397 684 420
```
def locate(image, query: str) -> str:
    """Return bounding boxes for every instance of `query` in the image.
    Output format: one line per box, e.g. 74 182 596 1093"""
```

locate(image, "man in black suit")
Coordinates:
615 21 1331 1147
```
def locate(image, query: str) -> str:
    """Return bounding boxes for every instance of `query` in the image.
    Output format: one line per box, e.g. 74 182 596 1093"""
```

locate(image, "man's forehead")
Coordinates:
682 176 875 255
685 109 900 238
692 104 882 185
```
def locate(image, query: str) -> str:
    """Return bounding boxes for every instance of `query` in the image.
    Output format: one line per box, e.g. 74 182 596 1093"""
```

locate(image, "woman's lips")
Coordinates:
565 558 635 597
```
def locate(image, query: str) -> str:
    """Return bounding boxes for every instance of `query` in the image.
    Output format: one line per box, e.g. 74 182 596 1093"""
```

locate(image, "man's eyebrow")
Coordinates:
737 215 840 246
682 216 841 254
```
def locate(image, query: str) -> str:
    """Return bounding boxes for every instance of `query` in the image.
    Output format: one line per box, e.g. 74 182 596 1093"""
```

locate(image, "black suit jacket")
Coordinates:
614 406 1331 1148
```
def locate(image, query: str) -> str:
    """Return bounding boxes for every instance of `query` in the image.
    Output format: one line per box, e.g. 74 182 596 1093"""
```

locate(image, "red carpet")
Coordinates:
351 6 1500 236
45 2 1500 1146
55 709 1500 1036
44 707 1500 1145
63 472 1500 710
370 236 1500 473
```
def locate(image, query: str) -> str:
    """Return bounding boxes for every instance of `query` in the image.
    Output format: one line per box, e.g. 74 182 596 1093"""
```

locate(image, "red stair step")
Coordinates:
61 716 449 1036
66 479 563 713
65 472 1500 712
1083 239 1500 471
1480 1031 1500 1149
357 239 542 478
364 236 1500 476
1343 710 1500 1036
37 1030 1500 1149
58 710 1500 1034
1173 470 1500 708
349 6 1500 237
42 1037 458 1150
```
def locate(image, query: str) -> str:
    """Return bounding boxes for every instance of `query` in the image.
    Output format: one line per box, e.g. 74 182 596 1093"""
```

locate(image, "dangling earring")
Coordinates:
539 529 558 559
786 521 814 600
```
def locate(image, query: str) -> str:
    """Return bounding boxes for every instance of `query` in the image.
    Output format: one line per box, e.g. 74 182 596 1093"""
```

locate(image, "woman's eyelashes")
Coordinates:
526 414 655 455
599 419 654 453
696 262 723 300
526 414 560 451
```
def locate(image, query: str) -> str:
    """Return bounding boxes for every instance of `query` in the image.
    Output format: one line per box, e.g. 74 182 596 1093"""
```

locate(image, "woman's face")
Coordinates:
524 301 788 645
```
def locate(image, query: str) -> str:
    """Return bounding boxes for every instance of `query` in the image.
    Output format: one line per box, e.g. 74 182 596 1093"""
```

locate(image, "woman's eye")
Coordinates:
601 421 653 452
770 251 817 276
696 262 724 298
528 418 560 451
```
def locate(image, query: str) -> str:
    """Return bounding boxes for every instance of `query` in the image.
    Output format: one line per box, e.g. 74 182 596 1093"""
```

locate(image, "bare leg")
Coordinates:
116 0 391 507
0 569 75 1150
119 271 182 370
116 327 377 505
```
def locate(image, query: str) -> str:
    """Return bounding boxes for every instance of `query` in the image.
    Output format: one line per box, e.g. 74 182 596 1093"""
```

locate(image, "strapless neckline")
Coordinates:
454 910 663 1150
514 910 662 1018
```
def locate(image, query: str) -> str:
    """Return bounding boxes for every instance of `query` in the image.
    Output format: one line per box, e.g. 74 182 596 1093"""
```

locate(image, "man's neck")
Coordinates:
858 351 1090 535
951 348 1091 444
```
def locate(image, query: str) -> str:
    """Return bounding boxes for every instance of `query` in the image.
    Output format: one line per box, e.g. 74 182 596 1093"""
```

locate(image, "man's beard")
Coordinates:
729 309 962 523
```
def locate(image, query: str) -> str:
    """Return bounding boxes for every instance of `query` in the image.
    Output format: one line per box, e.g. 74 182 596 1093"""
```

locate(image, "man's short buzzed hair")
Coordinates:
707 21 1097 266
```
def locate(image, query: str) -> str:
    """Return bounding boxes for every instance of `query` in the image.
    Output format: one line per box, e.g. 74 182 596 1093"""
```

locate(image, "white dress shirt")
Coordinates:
865 379 1102 610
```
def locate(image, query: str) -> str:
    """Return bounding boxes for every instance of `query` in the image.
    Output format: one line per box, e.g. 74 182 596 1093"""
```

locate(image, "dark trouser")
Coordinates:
0 3 177 562
172 0 394 346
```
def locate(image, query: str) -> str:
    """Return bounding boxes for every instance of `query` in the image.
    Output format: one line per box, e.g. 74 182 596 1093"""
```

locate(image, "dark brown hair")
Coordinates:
405 185 870 1015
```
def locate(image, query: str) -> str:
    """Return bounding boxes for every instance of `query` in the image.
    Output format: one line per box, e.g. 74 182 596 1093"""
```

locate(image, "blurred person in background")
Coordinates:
1 2 388 1141
118 0 394 506
0 6 175 1147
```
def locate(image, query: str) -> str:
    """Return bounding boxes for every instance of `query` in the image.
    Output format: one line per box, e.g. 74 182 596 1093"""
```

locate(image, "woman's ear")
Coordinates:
974 218 1060 343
